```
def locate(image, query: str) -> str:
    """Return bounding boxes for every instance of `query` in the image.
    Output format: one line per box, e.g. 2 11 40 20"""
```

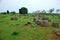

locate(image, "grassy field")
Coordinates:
0 13 60 40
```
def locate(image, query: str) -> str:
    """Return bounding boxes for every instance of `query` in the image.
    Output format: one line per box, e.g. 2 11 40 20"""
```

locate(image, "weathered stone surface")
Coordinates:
41 20 49 27
41 15 51 22
51 22 59 28
55 29 60 37
35 19 41 25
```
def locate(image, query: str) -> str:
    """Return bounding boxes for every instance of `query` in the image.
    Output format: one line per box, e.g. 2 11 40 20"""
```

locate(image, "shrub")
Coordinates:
19 7 28 14
12 32 19 36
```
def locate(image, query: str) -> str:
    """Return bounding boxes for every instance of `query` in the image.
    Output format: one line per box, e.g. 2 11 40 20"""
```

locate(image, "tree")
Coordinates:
49 8 54 13
56 9 60 13
41 10 46 13
7 10 9 14
19 7 28 14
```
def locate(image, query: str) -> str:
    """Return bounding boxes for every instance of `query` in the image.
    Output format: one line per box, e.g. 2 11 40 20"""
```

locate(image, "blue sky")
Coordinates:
0 0 60 13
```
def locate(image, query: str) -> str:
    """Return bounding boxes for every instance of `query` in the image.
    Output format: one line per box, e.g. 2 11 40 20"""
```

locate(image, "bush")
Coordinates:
27 22 31 24
12 32 19 36
19 7 28 14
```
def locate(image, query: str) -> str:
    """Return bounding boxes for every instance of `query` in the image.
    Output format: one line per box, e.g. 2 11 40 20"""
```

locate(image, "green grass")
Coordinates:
0 13 60 40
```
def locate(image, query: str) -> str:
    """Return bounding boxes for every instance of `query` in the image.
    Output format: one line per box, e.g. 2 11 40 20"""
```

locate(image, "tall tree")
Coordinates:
49 8 54 13
56 9 60 13
7 10 9 14
19 7 28 14
41 10 46 13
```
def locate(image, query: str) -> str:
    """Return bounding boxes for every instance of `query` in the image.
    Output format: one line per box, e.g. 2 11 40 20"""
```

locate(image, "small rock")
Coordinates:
35 19 41 25
51 22 59 28
41 20 49 27
55 29 60 37
11 16 18 20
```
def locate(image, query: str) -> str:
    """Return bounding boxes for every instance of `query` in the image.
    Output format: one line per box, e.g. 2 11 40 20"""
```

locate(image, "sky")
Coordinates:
0 0 60 13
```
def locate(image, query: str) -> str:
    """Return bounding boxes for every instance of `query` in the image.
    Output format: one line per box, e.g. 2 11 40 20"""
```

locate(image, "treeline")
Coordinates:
32 8 60 14
0 7 60 14
0 7 28 14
